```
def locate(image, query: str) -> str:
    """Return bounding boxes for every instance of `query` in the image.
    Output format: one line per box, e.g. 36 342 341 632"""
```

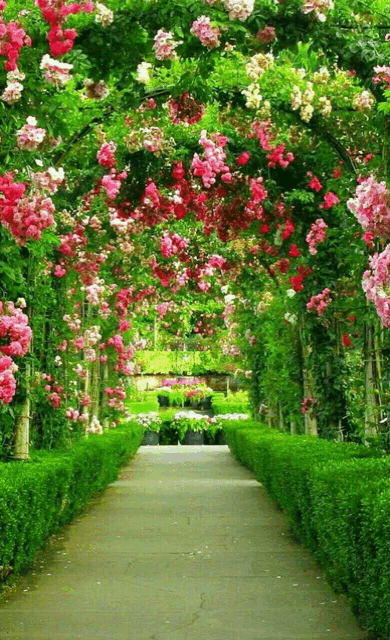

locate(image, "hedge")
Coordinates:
224 421 390 639
127 400 159 413
133 350 240 374
0 422 143 581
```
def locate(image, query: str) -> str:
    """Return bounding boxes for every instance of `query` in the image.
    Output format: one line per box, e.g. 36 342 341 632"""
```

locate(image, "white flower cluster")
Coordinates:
215 413 249 420
87 416 104 435
2 67 25 104
95 2 114 26
174 411 206 421
136 412 162 429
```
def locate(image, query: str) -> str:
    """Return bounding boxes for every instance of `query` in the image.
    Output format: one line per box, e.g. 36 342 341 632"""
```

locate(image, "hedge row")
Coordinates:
0 422 143 581
224 421 390 639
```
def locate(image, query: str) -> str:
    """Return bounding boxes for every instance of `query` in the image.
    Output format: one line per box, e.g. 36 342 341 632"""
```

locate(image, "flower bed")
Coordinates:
156 378 213 408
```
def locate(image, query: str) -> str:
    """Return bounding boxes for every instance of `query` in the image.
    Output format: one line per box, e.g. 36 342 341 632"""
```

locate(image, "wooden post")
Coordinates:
14 361 31 460
300 317 318 436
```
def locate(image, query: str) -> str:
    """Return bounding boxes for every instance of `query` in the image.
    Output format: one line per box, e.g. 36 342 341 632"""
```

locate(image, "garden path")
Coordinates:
0 446 367 639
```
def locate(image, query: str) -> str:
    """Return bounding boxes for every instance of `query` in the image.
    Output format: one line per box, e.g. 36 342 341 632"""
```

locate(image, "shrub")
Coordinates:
224 421 390 638
0 422 142 579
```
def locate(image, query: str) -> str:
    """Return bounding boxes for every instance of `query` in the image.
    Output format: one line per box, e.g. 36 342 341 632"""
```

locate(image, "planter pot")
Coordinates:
184 429 204 445
157 395 169 408
201 396 212 411
216 429 227 445
142 431 160 445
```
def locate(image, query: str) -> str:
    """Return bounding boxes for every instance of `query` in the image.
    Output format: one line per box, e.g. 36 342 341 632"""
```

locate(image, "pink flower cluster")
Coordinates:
16 117 47 150
0 355 17 404
347 175 390 239
301 0 334 22
107 333 135 375
31 166 65 195
0 300 32 358
192 130 230 187
0 3 32 71
363 245 390 328
160 233 189 259
4 194 55 243
321 191 339 209
36 0 94 57
301 396 316 414
191 16 221 49
97 141 116 168
40 54 73 86
153 29 181 60
306 218 328 255
224 0 254 21
306 288 332 315
372 66 390 90
267 144 295 168
101 169 127 199
66 407 86 422
105 386 126 411
257 26 276 43
253 121 295 169
0 173 56 243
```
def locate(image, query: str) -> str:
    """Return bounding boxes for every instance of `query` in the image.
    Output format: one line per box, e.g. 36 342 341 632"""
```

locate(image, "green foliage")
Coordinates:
127 400 159 413
224 422 390 638
0 422 142 580
134 350 241 374
212 390 250 414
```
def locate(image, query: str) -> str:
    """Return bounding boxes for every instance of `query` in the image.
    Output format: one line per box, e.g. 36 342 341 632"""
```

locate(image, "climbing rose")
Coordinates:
40 54 73 86
191 16 221 49
97 141 116 169
153 29 181 60
257 26 276 43
224 0 254 21
306 219 328 255
347 175 390 239
16 117 46 150
237 151 251 166
301 0 334 22
307 288 332 315
342 333 351 347
362 245 390 328
321 191 339 209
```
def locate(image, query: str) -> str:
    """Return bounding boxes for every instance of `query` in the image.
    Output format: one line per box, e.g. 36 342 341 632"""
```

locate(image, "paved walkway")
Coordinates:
0 446 367 639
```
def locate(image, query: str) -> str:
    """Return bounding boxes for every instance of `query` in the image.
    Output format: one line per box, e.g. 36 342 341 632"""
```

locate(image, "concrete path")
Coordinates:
0 446 367 640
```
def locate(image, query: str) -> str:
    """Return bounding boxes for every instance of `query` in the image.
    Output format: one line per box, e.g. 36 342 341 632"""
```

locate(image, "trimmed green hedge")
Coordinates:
224 421 390 639
0 422 143 580
134 350 240 374
127 400 159 413
212 390 250 415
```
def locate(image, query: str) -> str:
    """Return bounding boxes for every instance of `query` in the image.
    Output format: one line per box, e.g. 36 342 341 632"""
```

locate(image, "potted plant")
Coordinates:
156 386 171 407
172 411 208 445
137 412 162 445
214 413 250 443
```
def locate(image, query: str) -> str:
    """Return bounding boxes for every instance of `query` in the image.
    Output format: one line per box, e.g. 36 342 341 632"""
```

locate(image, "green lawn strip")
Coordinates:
0 422 143 580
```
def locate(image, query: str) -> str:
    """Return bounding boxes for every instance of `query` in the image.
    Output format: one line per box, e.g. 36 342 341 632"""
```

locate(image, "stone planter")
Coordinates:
142 430 160 445
184 429 204 445
200 396 212 411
